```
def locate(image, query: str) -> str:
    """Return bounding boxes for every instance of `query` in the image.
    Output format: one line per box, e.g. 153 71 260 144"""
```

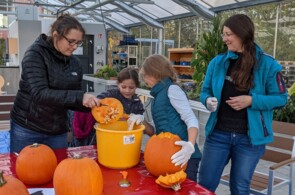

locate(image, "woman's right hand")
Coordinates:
82 93 100 108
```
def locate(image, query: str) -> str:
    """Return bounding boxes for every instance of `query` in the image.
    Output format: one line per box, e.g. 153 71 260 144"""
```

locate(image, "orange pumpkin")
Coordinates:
92 97 124 124
0 170 29 195
16 143 57 185
144 132 187 177
53 155 103 195
155 170 187 191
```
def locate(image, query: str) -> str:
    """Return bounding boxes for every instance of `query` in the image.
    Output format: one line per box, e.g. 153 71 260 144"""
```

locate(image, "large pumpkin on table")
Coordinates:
144 132 187 177
91 97 124 124
0 170 29 195
16 143 57 185
53 155 103 195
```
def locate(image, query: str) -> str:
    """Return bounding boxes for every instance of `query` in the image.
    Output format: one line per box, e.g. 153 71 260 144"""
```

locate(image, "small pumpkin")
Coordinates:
155 170 187 191
0 170 29 195
92 97 124 124
144 132 187 177
16 143 57 185
53 155 103 195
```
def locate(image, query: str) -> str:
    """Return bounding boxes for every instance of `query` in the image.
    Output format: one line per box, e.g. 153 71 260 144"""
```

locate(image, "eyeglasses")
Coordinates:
221 32 233 38
62 35 83 47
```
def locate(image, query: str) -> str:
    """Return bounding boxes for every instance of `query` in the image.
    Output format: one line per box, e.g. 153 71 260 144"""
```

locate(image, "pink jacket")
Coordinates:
73 111 96 139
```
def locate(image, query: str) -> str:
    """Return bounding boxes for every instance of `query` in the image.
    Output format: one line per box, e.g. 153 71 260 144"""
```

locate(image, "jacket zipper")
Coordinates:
260 111 269 137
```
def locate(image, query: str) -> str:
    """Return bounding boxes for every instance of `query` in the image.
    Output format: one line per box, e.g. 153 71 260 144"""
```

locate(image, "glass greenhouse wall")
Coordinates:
107 0 295 64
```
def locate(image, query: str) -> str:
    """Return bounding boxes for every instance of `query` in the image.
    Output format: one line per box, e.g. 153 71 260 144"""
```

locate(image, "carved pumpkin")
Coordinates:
0 170 29 195
16 143 57 185
53 155 103 195
155 170 187 191
92 97 124 124
144 132 187 177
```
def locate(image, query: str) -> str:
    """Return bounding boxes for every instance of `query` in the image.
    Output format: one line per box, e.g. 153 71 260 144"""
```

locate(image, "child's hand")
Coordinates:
127 114 144 130
171 141 195 168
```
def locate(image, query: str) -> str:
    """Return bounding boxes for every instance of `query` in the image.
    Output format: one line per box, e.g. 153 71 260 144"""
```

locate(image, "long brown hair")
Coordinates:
223 14 256 91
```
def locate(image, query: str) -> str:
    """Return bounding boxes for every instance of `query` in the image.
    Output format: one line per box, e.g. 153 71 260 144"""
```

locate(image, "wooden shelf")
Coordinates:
168 48 194 76
172 65 194 75
168 48 194 53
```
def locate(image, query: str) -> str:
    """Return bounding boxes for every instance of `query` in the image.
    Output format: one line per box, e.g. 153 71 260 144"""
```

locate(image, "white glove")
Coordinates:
206 97 218 112
171 141 195 168
127 114 144 130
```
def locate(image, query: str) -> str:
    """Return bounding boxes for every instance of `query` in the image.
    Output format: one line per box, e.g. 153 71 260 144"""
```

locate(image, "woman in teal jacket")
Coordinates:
198 14 288 194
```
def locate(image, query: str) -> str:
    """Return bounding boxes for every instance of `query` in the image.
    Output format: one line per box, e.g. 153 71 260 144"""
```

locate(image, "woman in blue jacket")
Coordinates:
198 14 288 194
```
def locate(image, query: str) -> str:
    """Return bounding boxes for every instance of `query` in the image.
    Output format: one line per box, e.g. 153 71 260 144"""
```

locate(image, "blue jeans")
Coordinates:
10 120 68 153
198 130 265 195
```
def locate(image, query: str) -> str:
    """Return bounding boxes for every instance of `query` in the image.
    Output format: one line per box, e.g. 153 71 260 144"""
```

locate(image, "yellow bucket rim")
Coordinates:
95 124 145 134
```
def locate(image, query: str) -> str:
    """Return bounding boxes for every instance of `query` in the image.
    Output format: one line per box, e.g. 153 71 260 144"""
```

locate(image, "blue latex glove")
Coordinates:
171 141 195 168
127 114 144 130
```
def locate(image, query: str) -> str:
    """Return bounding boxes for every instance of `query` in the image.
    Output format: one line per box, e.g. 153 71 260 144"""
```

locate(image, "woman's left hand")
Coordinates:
226 95 252 111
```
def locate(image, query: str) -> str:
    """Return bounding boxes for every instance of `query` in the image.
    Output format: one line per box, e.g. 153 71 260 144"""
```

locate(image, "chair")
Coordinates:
220 121 295 195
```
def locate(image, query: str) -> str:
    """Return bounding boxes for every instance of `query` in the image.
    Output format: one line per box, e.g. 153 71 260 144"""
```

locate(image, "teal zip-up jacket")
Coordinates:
200 44 288 145
150 78 201 159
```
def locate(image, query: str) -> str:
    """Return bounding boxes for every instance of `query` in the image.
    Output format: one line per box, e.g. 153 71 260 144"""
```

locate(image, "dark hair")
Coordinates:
117 67 140 87
140 54 177 82
223 14 255 91
49 13 85 40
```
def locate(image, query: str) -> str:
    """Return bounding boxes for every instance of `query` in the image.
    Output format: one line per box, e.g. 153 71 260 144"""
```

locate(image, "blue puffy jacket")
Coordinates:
200 44 288 145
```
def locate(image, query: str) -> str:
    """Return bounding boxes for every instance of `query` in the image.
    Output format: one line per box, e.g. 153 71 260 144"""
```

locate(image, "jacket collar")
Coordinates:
150 78 172 97
224 43 263 61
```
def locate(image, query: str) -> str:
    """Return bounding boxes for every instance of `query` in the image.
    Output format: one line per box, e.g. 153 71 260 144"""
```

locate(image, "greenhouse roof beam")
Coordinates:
73 0 114 16
56 0 86 14
91 15 129 34
210 0 282 13
172 0 214 20
111 1 163 29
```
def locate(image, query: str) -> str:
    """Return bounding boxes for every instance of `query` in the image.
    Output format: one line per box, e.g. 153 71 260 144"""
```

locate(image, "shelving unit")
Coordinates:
127 45 138 68
112 45 138 70
168 48 194 79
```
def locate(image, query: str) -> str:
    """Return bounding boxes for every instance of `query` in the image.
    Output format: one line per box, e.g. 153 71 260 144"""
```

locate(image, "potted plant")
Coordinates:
273 83 295 123
190 16 227 99
272 83 295 136
94 65 118 80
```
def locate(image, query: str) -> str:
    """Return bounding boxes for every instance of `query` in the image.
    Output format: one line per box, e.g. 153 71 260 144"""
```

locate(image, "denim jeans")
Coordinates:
198 130 265 195
10 120 68 153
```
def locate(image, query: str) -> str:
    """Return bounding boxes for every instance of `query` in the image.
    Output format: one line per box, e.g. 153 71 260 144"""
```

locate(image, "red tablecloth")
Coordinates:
0 145 215 195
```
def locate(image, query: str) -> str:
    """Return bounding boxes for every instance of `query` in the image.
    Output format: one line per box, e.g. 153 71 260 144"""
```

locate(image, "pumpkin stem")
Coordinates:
171 183 181 191
73 153 82 159
31 143 39 148
0 170 7 187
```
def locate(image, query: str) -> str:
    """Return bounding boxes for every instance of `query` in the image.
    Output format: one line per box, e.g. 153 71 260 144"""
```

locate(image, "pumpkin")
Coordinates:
16 143 57 185
144 132 187 177
0 170 29 195
53 155 103 195
155 170 187 191
92 97 124 124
